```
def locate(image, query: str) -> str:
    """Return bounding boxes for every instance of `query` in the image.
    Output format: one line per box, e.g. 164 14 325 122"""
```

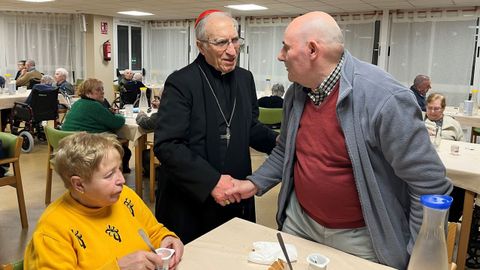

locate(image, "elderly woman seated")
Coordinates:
424 92 465 222
122 72 152 107
24 133 184 269
62 78 132 173
424 93 464 141
25 75 56 105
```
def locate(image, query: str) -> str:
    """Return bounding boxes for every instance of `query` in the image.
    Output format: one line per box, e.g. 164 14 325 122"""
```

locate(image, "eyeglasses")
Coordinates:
199 37 245 50
427 106 443 112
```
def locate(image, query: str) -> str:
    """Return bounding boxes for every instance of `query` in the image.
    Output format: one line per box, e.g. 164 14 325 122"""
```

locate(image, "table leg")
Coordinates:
135 134 147 197
456 190 475 270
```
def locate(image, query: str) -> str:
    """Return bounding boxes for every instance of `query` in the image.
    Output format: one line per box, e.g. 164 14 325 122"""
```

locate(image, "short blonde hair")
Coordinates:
54 133 124 189
76 78 103 97
426 93 446 109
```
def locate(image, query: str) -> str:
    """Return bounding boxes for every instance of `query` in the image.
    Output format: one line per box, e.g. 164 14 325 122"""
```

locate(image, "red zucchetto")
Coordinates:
194 9 222 28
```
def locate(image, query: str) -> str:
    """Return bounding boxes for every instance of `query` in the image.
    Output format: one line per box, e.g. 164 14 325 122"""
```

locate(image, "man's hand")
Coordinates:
211 175 241 206
226 179 258 200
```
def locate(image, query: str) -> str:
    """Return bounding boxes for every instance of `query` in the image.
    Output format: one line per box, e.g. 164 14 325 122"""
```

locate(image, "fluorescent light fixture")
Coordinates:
18 0 54 2
117 11 154 16
225 4 267 11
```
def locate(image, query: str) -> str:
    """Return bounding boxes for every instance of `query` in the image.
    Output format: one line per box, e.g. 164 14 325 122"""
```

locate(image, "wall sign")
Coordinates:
101 22 108 35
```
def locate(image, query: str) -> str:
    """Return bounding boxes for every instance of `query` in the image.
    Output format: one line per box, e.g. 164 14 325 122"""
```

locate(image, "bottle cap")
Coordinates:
420 195 453 210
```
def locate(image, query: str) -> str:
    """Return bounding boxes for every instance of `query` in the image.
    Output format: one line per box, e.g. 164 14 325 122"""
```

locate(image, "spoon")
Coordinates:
138 228 157 254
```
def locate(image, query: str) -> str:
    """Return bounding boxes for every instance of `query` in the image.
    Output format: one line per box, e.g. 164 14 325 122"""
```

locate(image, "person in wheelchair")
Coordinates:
121 72 151 108
10 75 60 151
25 75 56 105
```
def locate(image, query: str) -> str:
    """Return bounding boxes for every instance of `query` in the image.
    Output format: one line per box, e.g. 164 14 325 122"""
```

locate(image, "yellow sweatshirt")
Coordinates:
24 186 177 270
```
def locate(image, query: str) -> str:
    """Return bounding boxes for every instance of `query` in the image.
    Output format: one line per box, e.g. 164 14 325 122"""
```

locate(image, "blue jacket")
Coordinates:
248 51 452 269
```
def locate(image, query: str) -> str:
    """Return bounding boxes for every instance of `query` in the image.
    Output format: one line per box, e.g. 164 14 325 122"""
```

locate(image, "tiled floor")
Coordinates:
0 142 278 265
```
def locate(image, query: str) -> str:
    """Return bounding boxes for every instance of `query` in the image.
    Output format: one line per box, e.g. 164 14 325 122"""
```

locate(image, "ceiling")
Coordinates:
0 0 478 20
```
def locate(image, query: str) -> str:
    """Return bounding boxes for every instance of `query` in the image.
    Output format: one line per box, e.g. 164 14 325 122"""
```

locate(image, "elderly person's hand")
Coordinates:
151 98 160 109
117 250 164 270
160 236 184 270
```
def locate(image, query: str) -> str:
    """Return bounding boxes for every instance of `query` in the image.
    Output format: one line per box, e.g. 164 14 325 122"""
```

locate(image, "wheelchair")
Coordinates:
10 88 60 152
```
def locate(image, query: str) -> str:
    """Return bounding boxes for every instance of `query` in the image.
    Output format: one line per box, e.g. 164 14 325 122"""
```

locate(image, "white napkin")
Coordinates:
247 241 298 265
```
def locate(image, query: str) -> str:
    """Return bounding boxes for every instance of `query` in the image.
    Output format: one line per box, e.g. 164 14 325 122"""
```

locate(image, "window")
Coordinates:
115 23 143 74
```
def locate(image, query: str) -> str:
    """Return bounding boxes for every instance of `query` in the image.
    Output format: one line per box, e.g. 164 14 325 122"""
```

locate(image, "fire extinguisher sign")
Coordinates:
101 22 108 35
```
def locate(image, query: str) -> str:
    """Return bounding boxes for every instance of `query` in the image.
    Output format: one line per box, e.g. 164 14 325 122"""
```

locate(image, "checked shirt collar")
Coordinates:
306 53 344 105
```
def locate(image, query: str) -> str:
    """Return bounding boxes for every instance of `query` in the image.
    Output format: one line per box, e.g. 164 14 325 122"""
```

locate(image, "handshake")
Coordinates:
211 174 258 206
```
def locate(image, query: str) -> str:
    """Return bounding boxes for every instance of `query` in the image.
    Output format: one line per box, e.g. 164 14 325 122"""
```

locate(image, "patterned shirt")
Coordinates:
306 53 345 105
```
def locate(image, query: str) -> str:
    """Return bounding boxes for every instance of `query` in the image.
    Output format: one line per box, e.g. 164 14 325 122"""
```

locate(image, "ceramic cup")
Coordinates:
155 247 175 270
307 253 330 270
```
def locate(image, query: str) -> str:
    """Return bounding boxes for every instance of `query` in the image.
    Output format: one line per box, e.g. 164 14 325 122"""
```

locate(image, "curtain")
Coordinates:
145 21 189 84
340 22 375 63
245 19 290 97
0 12 84 83
388 12 478 106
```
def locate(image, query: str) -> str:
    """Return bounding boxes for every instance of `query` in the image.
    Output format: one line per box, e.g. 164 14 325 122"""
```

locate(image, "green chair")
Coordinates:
0 132 27 228
471 127 480 143
258 107 282 131
44 125 77 204
1 259 23 270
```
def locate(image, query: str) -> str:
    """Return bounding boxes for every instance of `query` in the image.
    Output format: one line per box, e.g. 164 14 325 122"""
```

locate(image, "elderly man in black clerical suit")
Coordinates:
154 10 277 244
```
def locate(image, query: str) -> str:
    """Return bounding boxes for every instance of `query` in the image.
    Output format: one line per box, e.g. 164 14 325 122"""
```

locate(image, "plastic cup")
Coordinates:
307 253 329 270
124 104 134 117
450 144 459 155
464 100 474 116
155 247 175 270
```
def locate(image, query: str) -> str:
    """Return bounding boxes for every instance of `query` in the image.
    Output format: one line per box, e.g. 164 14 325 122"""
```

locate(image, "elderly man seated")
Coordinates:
54 68 74 95
121 72 151 107
16 59 42 88
118 69 133 93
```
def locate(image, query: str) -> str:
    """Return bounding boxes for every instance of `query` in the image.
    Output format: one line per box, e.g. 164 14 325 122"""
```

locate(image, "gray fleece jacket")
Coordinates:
248 51 452 270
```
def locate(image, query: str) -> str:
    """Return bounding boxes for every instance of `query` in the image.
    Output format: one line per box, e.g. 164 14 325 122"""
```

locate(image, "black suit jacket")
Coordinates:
154 54 277 243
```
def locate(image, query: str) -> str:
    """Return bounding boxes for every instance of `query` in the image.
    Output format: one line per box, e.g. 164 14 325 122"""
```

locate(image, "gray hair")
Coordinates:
41 75 55 85
413 75 430 87
195 12 238 41
55 68 69 78
272 83 285 97
133 72 143 81
26 59 36 67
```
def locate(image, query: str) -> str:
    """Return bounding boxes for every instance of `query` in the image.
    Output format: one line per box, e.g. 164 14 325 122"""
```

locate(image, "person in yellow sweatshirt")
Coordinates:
24 132 184 270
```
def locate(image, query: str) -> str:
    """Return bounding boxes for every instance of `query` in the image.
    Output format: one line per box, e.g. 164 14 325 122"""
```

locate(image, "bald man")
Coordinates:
228 11 451 269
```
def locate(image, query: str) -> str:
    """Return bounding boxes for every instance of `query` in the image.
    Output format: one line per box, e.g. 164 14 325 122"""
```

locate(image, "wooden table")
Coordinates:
437 140 480 270
177 218 395 270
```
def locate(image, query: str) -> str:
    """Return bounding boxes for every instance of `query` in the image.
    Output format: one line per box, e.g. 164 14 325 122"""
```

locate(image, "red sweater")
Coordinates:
294 84 365 228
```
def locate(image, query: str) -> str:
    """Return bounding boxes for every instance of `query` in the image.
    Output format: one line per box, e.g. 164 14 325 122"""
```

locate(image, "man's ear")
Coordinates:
307 41 319 59
71 175 85 194
196 41 206 55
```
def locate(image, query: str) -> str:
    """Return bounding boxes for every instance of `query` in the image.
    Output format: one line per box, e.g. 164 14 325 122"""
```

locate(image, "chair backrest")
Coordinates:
44 125 76 150
0 132 22 159
31 87 59 121
258 107 283 125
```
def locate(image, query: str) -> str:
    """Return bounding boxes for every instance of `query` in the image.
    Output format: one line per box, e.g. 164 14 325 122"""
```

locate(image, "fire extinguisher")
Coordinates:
103 40 111 61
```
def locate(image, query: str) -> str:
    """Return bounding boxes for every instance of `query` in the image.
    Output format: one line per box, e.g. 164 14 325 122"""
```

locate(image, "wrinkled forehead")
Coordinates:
205 16 237 39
